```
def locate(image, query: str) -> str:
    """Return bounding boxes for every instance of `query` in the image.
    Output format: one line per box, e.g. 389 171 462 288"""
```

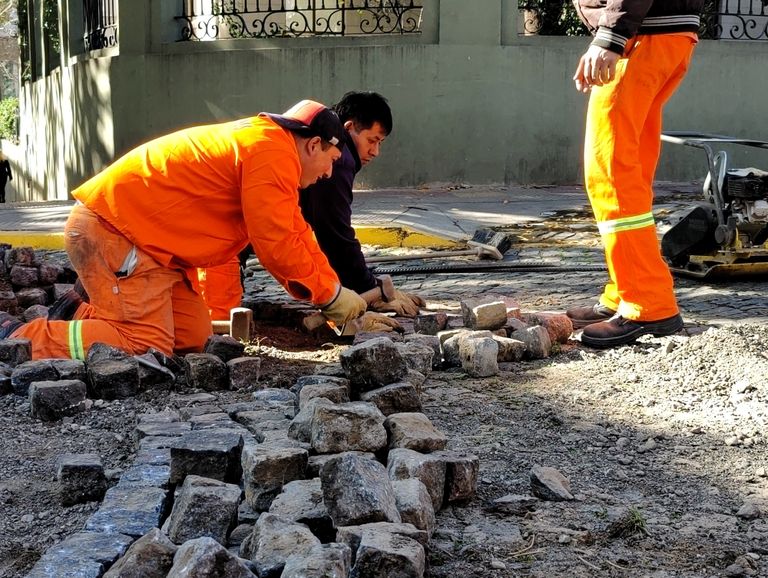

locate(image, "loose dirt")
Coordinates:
1 262 766 577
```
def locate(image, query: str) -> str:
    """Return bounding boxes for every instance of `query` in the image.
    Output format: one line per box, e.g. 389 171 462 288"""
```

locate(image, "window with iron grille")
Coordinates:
83 0 118 50
176 0 423 41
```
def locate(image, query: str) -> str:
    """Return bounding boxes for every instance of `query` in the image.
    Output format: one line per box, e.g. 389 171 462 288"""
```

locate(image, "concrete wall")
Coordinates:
10 0 768 201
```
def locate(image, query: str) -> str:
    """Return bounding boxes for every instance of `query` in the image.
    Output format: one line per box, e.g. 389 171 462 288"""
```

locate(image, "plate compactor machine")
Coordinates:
660 132 768 279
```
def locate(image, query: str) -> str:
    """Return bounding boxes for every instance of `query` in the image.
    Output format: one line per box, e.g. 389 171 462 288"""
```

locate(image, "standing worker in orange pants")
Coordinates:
566 0 704 348
2 101 367 359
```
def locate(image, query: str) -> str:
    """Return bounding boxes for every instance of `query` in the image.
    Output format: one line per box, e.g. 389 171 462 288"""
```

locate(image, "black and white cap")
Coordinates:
268 100 344 150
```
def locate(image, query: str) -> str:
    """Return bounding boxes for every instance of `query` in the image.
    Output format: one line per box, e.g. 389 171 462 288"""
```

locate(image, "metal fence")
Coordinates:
176 0 424 41
702 0 768 40
83 0 118 50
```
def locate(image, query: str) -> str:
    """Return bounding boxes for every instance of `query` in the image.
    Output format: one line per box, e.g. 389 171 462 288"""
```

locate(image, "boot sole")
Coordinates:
581 315 684 349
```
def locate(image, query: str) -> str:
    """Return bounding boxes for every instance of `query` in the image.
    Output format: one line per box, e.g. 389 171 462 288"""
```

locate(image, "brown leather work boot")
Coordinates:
565 303 616 330
581 314 684 349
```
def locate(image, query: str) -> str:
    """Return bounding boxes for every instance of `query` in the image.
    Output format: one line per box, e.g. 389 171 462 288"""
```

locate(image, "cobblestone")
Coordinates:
244 238 767 330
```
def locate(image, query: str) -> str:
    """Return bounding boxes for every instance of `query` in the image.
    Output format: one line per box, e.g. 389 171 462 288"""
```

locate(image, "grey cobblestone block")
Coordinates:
0 338 32 367
269 478 335 543
10 264 39 286
459 337 499 377
16 287 47 308
281 543 352 578
227 356 262 390
298 382 350 410
392 479 436 535
85 486 169 537
57 453 107 506
395 341 434 376
242 443 308 511
134 421 192 443
29 379 87 421
387 448 447 512
88 358 141 400
360 382 422 416
321 453 401 527
310 402 388 454
203 334 246 362
169 430 244 485
353 528 426 577
27 531 134 578
168 537 256 578
164 475 241 546
102 528 177 578
11 359 59 396
339 337 409 391
184 353 228 392
240 513 321 576
116 464 172 489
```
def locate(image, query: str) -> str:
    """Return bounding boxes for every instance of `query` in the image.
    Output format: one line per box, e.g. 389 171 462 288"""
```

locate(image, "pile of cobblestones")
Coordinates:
1 330 477 577
0 283 579 578
0 245 76 320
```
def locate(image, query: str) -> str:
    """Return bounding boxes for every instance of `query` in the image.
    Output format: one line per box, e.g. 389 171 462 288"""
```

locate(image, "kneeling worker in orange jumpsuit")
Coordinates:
3 100 367 359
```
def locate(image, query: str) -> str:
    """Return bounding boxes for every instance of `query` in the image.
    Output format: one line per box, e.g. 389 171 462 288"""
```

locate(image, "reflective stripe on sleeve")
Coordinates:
597 211 655 235
68 320 85 360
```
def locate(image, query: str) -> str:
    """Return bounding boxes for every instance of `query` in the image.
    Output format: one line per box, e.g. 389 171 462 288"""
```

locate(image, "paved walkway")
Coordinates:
0 182 693 249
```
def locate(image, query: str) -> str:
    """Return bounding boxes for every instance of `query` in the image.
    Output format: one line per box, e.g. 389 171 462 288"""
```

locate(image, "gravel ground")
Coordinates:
1 232 767 577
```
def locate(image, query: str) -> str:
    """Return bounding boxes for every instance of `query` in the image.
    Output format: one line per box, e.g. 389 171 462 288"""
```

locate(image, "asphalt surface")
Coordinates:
2 183 766 328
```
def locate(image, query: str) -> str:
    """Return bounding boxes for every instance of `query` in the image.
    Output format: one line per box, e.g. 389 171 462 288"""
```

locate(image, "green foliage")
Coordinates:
0 96 19 141
519 0 589 36
43 0 60 53
607 506 649 539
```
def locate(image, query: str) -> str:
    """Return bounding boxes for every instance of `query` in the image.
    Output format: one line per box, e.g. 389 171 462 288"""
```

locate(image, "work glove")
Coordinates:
321 287 367 326
370 289 426 317
355 312 404 334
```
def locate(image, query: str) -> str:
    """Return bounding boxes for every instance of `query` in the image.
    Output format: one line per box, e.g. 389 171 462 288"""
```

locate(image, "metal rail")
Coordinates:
370 261 606 275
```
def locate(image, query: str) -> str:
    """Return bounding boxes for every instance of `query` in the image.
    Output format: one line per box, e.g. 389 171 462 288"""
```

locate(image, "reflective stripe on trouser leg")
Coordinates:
584 34 695 321
68 320 85 360
10 316 133 361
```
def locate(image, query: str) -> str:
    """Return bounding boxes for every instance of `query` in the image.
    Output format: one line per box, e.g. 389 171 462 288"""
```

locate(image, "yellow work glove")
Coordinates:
355 312 404 333
321 287 367 326
370 289 426 317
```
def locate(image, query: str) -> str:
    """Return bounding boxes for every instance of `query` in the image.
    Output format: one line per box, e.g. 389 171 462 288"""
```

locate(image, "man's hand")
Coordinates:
573 45 620 93
370 289 425 317
321 287 367 325
354 312 403 333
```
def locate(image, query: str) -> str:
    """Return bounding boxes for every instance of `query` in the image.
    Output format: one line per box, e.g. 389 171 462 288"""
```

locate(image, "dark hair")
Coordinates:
333 91 393 135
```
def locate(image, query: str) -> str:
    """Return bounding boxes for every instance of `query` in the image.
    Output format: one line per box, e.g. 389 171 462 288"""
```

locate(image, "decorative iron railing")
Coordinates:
83 0 118 50
701 0 768 40
176 0 423 41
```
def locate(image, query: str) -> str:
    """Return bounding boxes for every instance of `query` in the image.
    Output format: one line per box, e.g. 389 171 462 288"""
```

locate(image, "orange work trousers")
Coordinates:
197 258 243 322
585 34 696 321
12 204 212 360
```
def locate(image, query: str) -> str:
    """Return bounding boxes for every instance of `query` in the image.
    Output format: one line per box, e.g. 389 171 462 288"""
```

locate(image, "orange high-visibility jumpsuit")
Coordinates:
13 115 340 359
586 34 696 321
197 258 242 321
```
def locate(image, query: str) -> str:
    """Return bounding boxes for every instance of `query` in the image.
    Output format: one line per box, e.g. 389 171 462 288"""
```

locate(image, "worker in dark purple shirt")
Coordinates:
299 91 424 318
